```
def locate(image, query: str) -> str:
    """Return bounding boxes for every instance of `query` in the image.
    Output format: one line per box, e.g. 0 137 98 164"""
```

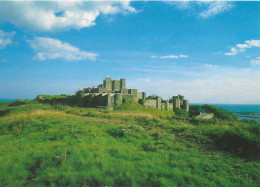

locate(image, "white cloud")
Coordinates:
179 54 188 58
172 1 234 18
199 2 234 18
160 55 179 59
137 78 151 83
225 39 260 56
250 60 260 66
236 43 250 49
0 1 136 32
27 37 98 61
204 64 213 68
224 47 237 56
0 30 15 49
250 57 260 66
152 54 188 59
169 1 192 10
245 40 260 47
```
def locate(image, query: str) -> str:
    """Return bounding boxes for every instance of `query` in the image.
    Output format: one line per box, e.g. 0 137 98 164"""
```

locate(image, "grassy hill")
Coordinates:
0 101 259 186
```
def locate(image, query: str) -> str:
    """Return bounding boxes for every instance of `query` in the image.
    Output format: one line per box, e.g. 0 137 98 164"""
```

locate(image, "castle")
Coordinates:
75 77 189 111
38 77 189 111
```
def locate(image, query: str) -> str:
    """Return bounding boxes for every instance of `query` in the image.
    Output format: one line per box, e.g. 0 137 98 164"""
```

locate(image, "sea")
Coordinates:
1 99 260 124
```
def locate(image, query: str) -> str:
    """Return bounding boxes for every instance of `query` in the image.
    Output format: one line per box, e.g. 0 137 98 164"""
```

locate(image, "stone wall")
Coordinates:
38 77 189 112
121 88 128 94
144 99 157 108
168 103 173 111
128 89 138 97
114 94 122 107
122 94 138 104
196 112 214 119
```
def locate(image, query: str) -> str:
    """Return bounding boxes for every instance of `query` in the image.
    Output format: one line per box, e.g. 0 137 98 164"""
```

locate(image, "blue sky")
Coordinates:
0 1 259 104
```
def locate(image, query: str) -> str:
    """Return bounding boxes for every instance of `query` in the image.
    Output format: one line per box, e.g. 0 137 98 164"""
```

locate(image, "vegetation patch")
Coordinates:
0 101 259 186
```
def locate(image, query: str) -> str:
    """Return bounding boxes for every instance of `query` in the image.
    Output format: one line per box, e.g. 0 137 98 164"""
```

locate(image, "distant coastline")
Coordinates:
0 99 16 102
191 103 260 124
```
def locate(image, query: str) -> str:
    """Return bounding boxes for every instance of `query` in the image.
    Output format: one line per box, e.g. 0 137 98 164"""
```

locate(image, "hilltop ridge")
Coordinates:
0 100 259 186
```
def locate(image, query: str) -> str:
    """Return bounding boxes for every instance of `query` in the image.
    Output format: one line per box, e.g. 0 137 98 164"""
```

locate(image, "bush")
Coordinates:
201 105 238 120
108 127 124 138
189 105 201 117
174 108 189 117
9 99 28 107
204 126 260 157
138 99 144 105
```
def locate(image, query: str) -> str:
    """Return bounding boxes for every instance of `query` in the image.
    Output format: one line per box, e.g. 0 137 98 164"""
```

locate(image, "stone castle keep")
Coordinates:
38 77 189 111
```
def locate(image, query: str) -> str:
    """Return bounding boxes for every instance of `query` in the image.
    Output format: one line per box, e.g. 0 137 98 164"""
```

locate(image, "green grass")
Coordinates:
38 94 72 99
0 102 259 186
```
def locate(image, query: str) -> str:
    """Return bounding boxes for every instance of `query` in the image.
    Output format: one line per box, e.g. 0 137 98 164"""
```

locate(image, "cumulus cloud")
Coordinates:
160 55 179 59
245 40 260 47
224 47 238 56
204 64 213 68
198 2 234 18
137 78 151 83
27 37 98 61
179 54 188 58
0 1 136 32
172 1 234 18
152 54 188 59
250 57 260 66
236 43 250 49
0 30 15 49
225 39 260 56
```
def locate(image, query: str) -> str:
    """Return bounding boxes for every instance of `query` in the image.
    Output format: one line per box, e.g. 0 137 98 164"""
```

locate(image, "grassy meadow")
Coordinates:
0 100 259 186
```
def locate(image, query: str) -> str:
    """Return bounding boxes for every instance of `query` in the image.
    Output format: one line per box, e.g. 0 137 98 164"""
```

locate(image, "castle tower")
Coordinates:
120 78 126 89
142 92 146 100
178 95 184 105
112 80 120 92
166 100 170 111
183 100 189 112
173 97 181 110
104 77 112 91
156 97 161 110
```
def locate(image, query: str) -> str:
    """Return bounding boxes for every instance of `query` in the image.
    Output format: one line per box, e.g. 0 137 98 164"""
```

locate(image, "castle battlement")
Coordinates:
38 77 189 111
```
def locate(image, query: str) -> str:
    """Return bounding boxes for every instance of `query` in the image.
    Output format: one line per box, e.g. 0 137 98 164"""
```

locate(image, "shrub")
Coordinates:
138 99 144 105
174 108 189 117
201 105 238 120
200 124 260 157
189 105 201 117
9 99 28 107
108 127 124 138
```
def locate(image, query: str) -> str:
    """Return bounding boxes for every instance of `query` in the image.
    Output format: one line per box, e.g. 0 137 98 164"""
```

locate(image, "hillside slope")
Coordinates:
0 101 259 186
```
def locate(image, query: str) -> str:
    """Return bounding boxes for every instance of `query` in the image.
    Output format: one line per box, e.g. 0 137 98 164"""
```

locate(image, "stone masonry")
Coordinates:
76 77 189 111
38 77 189 111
